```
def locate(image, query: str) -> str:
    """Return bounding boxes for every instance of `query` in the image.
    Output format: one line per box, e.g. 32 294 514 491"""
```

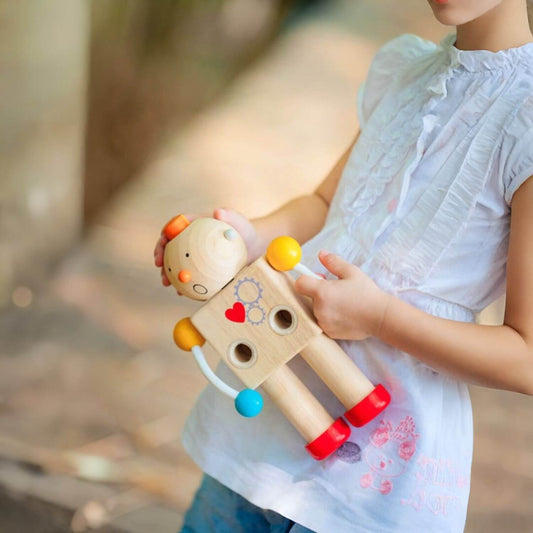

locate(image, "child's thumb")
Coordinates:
318 251 353 279
214 208 248 230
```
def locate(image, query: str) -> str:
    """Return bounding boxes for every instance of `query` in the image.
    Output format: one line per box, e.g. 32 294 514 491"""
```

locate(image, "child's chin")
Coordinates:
429 0 503 27
435 17 471 28
430 8 471 27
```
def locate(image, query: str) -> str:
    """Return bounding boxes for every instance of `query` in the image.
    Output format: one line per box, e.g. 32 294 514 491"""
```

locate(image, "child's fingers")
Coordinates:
318 251 354 279
294 275 322 298
213 207 229 220
213 208 251 236
157 234 168 249
154 234 170 265
154 235 168 266
161 267 170 286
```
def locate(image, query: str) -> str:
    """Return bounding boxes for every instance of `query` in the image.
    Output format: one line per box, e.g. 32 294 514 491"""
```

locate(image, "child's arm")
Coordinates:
295 175 533 395
154 131 360 282
247 131 360 261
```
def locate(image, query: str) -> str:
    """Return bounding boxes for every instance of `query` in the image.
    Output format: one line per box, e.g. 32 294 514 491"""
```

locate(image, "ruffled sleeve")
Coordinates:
357 34 436 129
502 102 533 205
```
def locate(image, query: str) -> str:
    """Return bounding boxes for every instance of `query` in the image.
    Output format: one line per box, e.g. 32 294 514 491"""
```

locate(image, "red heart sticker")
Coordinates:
225 302 245 323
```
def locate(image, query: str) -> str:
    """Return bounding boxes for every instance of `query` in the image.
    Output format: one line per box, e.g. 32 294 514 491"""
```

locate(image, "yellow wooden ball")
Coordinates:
266 236 302 271
173 318 205 351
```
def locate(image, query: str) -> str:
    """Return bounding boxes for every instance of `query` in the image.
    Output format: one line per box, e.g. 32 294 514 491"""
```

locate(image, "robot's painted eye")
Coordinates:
168 267 172 272
185 253 190 258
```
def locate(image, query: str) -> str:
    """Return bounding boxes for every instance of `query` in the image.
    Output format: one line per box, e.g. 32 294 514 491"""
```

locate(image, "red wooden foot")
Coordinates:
305 417 351 460
344 384 391 427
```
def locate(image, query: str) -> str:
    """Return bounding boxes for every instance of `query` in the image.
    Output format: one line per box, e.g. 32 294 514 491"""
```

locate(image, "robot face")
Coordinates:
163 217 247 301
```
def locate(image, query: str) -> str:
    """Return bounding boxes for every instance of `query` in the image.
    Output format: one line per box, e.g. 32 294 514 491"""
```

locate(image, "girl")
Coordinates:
155 0 533 531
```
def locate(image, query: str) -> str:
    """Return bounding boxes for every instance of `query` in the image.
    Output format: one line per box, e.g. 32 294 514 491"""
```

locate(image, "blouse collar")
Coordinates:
440 33 533 72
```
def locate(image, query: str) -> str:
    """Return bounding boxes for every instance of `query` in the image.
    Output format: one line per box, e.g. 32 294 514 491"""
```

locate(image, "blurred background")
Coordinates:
1 0 532 531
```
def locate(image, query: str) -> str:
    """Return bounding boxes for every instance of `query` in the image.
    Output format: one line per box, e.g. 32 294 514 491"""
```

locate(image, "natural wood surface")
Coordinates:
301 333 374 408
164 217 248 301
262 365 336 442
193 257 321 388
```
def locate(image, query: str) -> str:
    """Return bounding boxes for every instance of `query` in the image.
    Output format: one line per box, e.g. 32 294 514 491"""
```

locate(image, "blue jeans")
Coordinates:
181 474 315 533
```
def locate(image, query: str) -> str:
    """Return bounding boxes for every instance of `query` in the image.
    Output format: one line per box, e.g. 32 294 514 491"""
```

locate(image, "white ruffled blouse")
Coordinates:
305 32 533 316
182 34 533 533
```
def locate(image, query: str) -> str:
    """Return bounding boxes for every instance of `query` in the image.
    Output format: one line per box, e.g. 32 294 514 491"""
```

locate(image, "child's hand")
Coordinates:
212 208 263 263
153 208 261 292
294 251 390 341
154 232 172 287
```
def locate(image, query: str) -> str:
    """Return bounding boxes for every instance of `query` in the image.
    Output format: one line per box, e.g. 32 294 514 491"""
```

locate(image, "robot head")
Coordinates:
163 215 247 301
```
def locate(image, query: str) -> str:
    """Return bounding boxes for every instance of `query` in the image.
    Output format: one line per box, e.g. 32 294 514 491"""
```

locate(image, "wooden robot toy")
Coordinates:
163 215 390 460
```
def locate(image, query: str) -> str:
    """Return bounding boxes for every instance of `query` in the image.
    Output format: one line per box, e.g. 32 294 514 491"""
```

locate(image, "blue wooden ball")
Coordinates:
235 389 263 417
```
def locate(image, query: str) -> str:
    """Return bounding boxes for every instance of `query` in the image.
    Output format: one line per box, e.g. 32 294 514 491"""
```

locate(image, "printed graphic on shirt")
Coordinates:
335 441 362 463
360 416 419 495
401 455 469 516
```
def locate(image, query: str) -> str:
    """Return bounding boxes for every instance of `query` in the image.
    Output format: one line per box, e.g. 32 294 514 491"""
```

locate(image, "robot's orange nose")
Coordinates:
178 270 192 283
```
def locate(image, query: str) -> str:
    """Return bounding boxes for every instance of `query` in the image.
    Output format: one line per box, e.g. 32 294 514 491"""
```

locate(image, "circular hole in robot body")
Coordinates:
228 340 258 369
269 306 297 335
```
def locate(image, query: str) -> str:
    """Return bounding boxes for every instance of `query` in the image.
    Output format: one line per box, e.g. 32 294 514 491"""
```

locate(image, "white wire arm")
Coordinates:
191 345 239 399
293 262 323 280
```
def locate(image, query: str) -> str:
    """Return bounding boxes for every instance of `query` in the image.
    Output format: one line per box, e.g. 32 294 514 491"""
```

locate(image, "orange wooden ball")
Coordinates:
173 318 205 351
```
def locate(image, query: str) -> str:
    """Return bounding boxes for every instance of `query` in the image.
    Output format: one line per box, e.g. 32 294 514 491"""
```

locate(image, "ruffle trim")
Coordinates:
357 34 437 133
503 103 533 204
340 60 445 233
338 47 452 262
505 164 533 205
332 33 533 292
364 87 514 287
441 33 533 73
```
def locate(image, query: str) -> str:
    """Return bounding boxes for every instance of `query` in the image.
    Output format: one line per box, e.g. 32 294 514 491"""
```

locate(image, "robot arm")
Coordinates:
191 345 240 399
265 236 322 279
174 318 263 417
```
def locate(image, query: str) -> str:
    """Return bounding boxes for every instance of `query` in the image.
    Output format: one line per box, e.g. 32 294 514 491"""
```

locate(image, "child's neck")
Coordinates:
455 0 533 52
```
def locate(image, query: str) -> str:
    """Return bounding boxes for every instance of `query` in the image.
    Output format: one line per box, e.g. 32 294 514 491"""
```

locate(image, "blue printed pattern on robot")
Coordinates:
234 278 266 326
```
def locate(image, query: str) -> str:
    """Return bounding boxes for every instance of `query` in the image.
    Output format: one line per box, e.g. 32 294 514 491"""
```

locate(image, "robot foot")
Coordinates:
344 384 391 427
305 417 351 460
